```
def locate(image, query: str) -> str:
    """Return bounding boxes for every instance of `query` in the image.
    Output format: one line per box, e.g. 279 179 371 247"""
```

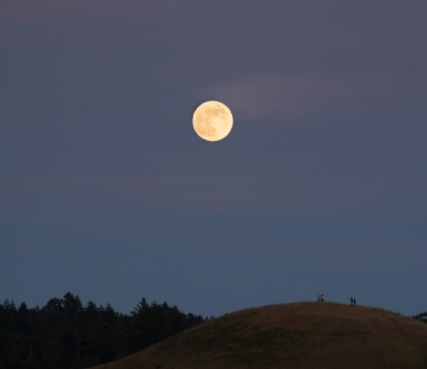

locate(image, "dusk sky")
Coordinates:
1 1 426 319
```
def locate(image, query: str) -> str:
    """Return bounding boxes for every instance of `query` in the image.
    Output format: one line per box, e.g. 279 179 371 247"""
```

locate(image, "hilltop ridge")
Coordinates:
89 302 427 369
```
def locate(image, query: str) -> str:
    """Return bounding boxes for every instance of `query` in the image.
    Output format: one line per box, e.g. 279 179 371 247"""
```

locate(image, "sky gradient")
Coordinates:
1 0 426 318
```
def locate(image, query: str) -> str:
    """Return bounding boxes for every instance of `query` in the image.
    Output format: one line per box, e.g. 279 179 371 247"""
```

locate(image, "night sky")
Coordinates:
1 1 426 318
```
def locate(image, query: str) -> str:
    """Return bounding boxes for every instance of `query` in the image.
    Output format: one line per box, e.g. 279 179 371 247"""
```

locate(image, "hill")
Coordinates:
87 302 427 369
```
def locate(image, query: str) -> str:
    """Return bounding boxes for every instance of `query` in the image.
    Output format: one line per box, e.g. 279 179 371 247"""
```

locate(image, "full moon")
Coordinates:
192 101 233 142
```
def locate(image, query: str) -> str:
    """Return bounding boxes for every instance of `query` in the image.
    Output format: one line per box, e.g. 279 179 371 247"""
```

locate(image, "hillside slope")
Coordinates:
88 302 427 369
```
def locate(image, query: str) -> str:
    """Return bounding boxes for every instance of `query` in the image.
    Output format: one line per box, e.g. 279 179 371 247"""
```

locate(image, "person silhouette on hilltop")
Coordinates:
350 297 354 306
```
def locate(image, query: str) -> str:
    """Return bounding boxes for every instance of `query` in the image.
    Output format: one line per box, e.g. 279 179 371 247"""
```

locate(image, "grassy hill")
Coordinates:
87 302 427 369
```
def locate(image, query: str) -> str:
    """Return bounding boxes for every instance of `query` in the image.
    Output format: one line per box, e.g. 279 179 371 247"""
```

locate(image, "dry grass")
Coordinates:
87 302 427 369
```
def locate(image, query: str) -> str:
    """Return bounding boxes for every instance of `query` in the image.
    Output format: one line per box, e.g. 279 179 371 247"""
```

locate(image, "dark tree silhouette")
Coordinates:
412 311 427 323
0 292 208 369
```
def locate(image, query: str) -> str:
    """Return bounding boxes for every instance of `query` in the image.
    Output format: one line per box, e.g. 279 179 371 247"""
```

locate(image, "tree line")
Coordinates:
0 292 213 369
412 311 427 322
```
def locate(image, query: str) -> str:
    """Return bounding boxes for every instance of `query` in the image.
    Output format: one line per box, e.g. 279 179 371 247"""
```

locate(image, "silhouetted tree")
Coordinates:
412 311 427 323
0 293 209 369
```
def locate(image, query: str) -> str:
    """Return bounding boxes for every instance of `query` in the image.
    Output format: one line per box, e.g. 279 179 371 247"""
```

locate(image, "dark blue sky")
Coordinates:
1 0 426 318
